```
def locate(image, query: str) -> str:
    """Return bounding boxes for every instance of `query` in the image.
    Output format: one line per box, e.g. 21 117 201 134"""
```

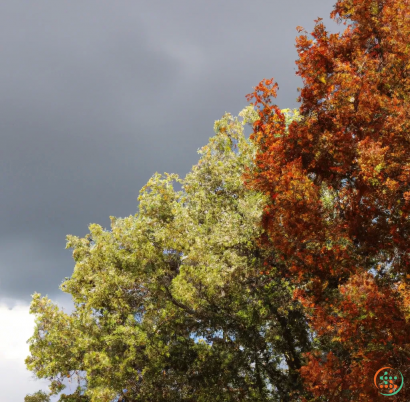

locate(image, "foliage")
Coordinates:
25 1 410 399
244 0 410 400
25 107 311 401
25 390 50 402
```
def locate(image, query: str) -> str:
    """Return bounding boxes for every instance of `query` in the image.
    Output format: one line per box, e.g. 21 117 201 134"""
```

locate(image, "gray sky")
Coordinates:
0 1 346 400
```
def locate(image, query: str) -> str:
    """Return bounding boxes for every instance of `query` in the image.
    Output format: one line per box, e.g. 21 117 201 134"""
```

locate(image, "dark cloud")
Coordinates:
0 0 344 303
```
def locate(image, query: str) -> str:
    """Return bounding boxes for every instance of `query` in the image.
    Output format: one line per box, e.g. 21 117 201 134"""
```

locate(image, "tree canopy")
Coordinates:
244 0 410 400
26 107 311 402
26 0 410 400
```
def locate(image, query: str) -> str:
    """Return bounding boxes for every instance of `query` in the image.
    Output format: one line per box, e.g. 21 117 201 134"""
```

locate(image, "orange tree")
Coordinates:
244 0 410 400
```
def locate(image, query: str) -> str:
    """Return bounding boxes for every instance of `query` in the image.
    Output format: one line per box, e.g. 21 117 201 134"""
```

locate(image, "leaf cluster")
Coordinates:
26 107 311 401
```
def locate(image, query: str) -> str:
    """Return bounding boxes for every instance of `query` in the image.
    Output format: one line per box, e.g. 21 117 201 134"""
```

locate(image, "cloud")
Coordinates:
0 0 345 397
0 297 76 401
0 300 50 401
0 0 343 303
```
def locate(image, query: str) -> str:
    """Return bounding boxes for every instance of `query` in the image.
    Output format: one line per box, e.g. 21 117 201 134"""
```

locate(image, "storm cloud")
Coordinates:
0 1 344 400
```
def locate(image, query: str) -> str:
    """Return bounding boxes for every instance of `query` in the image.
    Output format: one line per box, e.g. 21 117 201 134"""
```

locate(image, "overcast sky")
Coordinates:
0 1 346 400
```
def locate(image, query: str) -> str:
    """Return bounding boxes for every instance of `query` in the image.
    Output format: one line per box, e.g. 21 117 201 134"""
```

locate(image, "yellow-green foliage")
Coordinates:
26 107 310 402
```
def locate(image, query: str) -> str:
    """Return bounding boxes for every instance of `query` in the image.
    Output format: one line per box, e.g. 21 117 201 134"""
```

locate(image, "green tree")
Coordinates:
25 107 311 401
25 390 50 402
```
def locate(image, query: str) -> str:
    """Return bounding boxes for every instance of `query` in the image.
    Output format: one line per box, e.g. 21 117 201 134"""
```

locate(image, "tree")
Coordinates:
244 0 410 400
25 107 312 401
25 390 50 402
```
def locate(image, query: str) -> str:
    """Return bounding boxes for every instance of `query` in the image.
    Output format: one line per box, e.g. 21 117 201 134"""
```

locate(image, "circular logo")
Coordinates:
374 367 404 396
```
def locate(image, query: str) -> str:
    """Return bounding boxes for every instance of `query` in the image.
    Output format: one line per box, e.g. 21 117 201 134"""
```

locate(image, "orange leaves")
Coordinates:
245 78 280 105
397 281 410 321
313 272 410 358
244 0 410 398
300 279 409 398
299 351 347 398
357 138 389 181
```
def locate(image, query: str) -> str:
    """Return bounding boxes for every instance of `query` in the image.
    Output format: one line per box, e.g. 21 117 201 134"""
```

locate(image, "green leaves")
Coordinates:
24 390 50 402
25 107 310 401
